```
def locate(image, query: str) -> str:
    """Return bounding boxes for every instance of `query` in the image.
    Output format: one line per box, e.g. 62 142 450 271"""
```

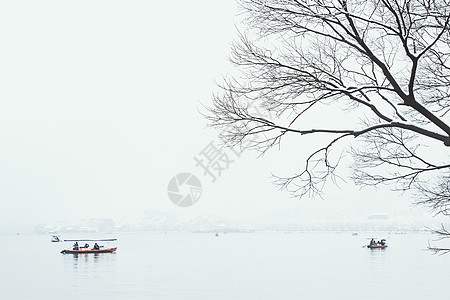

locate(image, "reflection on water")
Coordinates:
368 247 388 257
62 250 118 296
65 252 117 271
366 246 389 290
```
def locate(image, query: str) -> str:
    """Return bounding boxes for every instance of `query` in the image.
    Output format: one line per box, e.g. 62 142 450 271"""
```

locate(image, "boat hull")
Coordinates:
367 245 387 249
61 247 117 254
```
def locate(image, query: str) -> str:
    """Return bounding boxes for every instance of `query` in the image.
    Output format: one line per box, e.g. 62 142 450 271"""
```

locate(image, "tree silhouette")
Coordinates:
207 0 450 250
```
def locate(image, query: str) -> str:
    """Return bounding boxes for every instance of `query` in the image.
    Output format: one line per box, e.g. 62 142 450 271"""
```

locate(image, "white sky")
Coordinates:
0 0 446 232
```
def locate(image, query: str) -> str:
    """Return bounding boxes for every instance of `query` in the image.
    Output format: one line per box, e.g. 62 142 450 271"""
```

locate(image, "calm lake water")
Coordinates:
1 232 449 300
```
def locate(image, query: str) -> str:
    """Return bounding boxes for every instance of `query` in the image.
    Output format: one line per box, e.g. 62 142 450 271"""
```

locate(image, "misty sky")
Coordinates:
0 0 446 232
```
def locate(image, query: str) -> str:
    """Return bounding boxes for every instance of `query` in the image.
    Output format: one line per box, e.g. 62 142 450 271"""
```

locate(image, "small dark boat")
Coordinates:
61 247 117 254
367 244 388 249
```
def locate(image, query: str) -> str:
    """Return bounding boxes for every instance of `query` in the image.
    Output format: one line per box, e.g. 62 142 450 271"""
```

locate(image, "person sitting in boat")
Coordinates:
73 242 79 250
93 243 100 250
83 243 89 248
380 239 386 246
370 239 376 246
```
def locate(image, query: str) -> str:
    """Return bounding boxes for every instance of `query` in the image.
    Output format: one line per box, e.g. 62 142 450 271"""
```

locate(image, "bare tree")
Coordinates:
207 0 450 250
427 224 450 254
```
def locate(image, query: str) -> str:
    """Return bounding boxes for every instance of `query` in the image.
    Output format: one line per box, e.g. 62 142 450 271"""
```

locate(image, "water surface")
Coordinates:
1 232 448 299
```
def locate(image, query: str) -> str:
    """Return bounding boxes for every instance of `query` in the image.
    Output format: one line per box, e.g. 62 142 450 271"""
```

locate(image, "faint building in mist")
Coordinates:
368 213 389 220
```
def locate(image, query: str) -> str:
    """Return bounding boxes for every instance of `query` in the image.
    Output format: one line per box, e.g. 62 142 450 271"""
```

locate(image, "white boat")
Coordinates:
51 235 61 242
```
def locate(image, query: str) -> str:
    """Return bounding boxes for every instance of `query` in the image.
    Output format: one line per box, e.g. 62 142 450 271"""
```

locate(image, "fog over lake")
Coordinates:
1 1 450 299
1 0 448 234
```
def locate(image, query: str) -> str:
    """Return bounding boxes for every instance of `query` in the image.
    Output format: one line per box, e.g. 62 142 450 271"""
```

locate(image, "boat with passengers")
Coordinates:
60 239 117 254
366 238 388 249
